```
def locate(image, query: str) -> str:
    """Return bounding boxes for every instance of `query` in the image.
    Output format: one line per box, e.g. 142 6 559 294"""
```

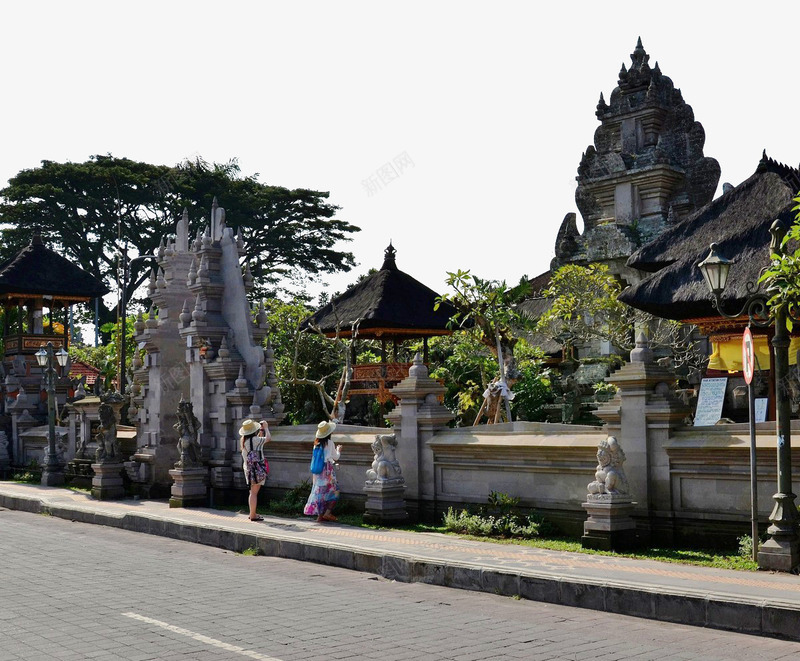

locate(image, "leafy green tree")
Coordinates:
536 262 704 372
427 333 551 426
435 270 533 378
0 155 360 333
762 194 800 328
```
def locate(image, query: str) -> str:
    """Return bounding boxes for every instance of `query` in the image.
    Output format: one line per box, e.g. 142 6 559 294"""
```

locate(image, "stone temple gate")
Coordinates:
124 200 285 499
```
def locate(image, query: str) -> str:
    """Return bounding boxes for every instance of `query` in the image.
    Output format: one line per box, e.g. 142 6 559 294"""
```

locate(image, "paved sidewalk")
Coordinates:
2 482 799 642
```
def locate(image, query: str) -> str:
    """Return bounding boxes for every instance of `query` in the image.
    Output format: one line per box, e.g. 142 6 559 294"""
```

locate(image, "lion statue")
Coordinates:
587 436 629 496
365 433 402 483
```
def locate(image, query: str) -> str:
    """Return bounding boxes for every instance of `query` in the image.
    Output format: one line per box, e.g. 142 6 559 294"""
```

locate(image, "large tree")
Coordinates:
0 154 359 331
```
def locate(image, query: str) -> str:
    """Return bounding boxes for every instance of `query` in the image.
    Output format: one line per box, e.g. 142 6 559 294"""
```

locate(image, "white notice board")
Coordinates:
755 398 768 423
694 377 728 426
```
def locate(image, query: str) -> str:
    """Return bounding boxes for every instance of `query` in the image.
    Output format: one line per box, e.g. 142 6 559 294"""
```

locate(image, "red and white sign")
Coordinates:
742 327 755 385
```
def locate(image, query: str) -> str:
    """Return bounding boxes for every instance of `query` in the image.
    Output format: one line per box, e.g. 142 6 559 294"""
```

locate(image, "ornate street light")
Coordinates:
36 342 69 486
698 220 800 571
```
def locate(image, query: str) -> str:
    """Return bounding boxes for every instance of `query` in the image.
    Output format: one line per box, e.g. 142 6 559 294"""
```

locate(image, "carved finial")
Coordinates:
147 267 157 296
198 253 209 278
595 92 608 118
134 311 146 334
156 267 166 289
408 352 427 377
381 242 397 270
630 332 653 364
243 263 254 289
187 256 197 284
157 237 165 259
256 300 268 328
235 365 248 389
236 227 244 251
179 299 191 326
191 294 206 322
145 306 158 329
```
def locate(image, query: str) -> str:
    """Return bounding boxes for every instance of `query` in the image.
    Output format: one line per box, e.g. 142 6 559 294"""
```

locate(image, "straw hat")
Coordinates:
239 419 260 437
315 420 337 438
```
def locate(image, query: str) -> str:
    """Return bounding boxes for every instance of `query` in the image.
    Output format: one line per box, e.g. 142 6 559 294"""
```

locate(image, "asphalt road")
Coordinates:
1 508 799 661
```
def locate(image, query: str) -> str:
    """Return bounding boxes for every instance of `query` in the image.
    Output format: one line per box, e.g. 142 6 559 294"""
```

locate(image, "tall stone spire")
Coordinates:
553 39 720 275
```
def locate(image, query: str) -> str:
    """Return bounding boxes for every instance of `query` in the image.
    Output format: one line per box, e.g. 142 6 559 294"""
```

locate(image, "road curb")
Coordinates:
2 490 798 642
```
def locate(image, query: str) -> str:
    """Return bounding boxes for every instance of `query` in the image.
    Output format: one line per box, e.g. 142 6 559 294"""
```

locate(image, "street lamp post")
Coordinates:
36 341 69 486
698 222 800 571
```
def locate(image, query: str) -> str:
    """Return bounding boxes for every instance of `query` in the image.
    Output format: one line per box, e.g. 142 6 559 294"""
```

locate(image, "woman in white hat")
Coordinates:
240 418 271 521
303 419 342 522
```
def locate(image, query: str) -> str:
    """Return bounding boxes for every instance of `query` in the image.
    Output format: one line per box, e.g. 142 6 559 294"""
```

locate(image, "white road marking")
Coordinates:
122 612 285 661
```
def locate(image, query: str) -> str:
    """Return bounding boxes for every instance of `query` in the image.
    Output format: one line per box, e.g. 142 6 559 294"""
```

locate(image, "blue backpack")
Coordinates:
310 443 325 474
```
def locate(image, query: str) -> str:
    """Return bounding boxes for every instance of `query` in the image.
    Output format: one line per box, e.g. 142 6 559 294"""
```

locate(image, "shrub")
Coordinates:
443 492 553 540
268 480 312 515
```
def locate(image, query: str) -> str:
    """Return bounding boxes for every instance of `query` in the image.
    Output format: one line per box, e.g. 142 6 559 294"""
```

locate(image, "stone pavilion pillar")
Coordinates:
388 353 453 520
593 333 688 542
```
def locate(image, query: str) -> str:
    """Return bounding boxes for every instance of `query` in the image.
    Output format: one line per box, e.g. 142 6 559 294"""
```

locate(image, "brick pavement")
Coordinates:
2 510 800 661
1 482 799 643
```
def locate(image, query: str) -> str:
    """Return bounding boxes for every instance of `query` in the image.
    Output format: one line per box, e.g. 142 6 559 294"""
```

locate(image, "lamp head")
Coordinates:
698 243 734 298
35 347 48 368
55 347 69 368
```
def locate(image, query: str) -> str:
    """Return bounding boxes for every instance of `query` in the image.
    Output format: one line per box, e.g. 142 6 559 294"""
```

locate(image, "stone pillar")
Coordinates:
388 353 453 520
169 467 208 507
593 333 688 542
91 462 124 500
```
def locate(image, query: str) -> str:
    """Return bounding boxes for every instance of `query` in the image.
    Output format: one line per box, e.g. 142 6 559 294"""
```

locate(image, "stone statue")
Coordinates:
75 433 87 460
561 375 581 424
365 433 402 483
174 399 202 468
94 402 119 463
587 436 629 497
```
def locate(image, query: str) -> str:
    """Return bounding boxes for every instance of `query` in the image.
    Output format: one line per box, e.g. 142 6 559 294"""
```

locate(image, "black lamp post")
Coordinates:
698 222 800 571
36 341 69 486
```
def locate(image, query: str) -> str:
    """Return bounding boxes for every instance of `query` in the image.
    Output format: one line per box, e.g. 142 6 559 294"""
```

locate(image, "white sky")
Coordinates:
2 1 799 303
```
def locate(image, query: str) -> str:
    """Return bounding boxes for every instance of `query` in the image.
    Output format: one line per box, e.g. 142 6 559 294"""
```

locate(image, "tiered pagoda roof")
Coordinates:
0 234 108 301
301 244 458 339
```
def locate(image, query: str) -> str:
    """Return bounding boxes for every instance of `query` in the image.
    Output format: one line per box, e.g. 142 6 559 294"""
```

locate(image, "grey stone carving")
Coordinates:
94 402 119 463
587 436 629 499
174 398 202 468
366 433 402 483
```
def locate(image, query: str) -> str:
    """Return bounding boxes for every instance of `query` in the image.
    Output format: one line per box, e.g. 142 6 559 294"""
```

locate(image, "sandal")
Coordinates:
322 512 338 522
249 515 264 522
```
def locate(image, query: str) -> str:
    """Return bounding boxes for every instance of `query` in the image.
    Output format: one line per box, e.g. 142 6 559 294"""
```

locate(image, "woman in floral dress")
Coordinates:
240 419 270 521
304 420 342 522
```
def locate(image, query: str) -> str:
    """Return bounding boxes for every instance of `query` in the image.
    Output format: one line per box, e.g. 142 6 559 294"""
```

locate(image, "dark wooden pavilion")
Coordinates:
619 153 800 416
302 243 458 402
0 233 108 357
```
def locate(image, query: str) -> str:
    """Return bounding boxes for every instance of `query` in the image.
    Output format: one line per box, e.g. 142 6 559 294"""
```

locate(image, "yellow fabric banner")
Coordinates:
708 335 800 371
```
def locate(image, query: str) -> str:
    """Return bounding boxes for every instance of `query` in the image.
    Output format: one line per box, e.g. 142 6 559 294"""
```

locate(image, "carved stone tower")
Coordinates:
126 200 284 497
552 38 720 283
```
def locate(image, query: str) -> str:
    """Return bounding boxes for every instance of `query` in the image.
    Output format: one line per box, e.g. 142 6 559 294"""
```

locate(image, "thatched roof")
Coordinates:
619 153 800 321
0 234 109 301
301 244 458 339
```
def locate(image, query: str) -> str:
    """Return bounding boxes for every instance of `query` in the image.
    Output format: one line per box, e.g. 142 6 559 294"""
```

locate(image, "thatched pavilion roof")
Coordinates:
619 153 800 321
0 234 109 302
301 244 458 339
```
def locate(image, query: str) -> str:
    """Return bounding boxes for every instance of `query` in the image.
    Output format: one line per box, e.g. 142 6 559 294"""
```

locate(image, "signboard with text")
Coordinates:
694 377 728 426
